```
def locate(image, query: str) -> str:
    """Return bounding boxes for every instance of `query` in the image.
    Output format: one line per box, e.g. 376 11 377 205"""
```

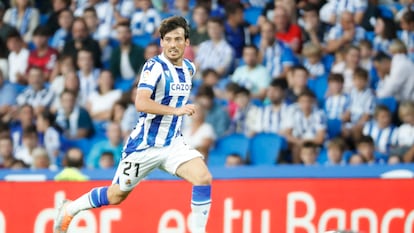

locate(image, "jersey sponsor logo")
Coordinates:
169 83 192 96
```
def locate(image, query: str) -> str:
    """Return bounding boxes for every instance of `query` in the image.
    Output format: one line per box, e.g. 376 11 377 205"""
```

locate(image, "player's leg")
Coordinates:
162 139 212 233
54 151 159 233
176 157 212 233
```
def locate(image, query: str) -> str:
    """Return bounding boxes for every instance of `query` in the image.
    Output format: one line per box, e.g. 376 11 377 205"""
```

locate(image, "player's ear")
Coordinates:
185 38 190 46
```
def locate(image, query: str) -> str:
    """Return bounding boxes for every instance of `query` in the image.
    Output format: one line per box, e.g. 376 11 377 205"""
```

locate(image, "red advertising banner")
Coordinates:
0 179 414 233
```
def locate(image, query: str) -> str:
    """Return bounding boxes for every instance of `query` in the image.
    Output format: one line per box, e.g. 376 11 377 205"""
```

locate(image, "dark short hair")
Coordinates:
328 73 344 83
243 44 259 53
292 65 309 75
225 82 241 92
159 16 190 39
298 89 316 99
373 51 391 62
353 67 368 80
33 25 51 37
22 125 37 137
235 86 250 96
207 16 224 26
269 78 288 90
374 104 391 117
196 85 215 99
402 9 414 23
6 28 22 41
224 2 244 19
201 68 219 79
358 135 374 145
302 3 319 14
302 141 318 150
83 6 97 16
116 21 131 31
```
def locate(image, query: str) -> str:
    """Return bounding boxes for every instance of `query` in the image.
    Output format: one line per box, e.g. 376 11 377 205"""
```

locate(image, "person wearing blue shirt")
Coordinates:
87 122 123 169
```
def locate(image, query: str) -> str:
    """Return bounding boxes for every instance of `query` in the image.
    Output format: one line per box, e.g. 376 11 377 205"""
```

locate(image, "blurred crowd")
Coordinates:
0 0 414 172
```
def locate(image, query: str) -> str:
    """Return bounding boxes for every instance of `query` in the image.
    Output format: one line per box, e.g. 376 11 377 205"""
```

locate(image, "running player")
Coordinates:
54 16 212 233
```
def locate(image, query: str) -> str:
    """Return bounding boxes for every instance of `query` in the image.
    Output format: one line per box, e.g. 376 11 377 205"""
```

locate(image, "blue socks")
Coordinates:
89 187 110 208
191 185 211 233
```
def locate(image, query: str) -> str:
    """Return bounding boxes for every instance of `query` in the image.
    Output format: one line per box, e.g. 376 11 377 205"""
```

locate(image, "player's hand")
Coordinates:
174 104 196 116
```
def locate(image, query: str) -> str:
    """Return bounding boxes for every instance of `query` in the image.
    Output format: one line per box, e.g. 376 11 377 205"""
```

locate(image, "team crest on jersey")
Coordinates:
142 70 151 82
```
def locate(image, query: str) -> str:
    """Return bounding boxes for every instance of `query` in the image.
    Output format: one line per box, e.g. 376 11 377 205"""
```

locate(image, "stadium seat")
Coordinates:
378 5 394 19
243 7 262 25
308 74 328 107
316 148 328 164
115 78 135 92
63 138 92 156
207 149 227 167
249 133 285 165
327 119 342 139
377 97 398 113
213 133 250 160
365 31 375 41
132 34 152 47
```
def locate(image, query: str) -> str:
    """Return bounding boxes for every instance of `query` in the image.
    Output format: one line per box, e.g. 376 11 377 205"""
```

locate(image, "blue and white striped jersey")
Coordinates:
398 30 414 62
326 24 365 45
255 103 291 134
286 104 327 140
348 88 376 123
324 94 350 120
123 54 195 154
363 120 398 154
263 40 296 78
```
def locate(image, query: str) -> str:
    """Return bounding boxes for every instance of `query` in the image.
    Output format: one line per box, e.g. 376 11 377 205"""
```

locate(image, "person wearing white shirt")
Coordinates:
375 41 414 102
390 102 414 162
231 45 271 100
6 29 29 83
182 105 216 158
331 45 361 93
86 70 122 121
195 17 234 77
76 49 101 106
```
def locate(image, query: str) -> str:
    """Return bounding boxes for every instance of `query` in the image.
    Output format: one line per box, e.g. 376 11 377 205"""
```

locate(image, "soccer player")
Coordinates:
54 16 212 233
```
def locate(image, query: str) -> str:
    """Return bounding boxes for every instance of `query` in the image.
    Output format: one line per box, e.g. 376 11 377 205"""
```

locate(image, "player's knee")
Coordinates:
195 171 213 185
107 185 130 205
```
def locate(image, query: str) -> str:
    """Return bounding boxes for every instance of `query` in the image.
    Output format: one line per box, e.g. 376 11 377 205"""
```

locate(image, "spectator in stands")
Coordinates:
0 70 17 123
143 42 160 61
342 67 375 143
195 68 221 99
273 6 302 53
182 104 216 158
189 4 210 51
358 40 374 72
94 0 133 40
231 45 271 100
86 70 122 121
325 11 365 54
6 29 29 84
285 90 327 163
109 22 145 80
98 151 115 169
110 99 128 133
51 71 82 112
223 82 240 119
302 42 325 78
259 20 296 78
87 122 123 168
300 3 327 48
225 153 244 167
300 141 318 166
0 136 15 169
224 2 255 60
28 26 59 81
10 159 28 169
195 17 234 78
83 7 109 51
50 55 75 95
254 78 290 135
395 0 414 22
260 0 298 25
326 138 346 165
393 102 414 163
16 66 54 115
349 135 385 164
324 73 349 120
373 16 397 55
130 0 161 39
50 8 73 51
0 121 11 138
54 147 88 181
10 104 35 148
76 49 100 106
36 109 62 166
55 90 95 139
3 0 40 43
31 147 52 169
62 17 102 68
320 0 367 26
0 2 15 42
120 83 140 138
332 45 361 93
169 0 191 23
376 40 414 102
399 10 414 61
195 85 230 138
14 125 39 166
285 65 310 104
229 87 260 137
362 105 398 155
73 0 101 17
0 35 8 79
46 0 72 34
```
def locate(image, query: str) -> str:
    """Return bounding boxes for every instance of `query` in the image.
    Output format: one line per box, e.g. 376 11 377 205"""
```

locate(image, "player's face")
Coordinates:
161 27 189 65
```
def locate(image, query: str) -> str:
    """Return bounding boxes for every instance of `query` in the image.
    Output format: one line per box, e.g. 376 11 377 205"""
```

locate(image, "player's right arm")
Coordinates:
135 89 195 116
